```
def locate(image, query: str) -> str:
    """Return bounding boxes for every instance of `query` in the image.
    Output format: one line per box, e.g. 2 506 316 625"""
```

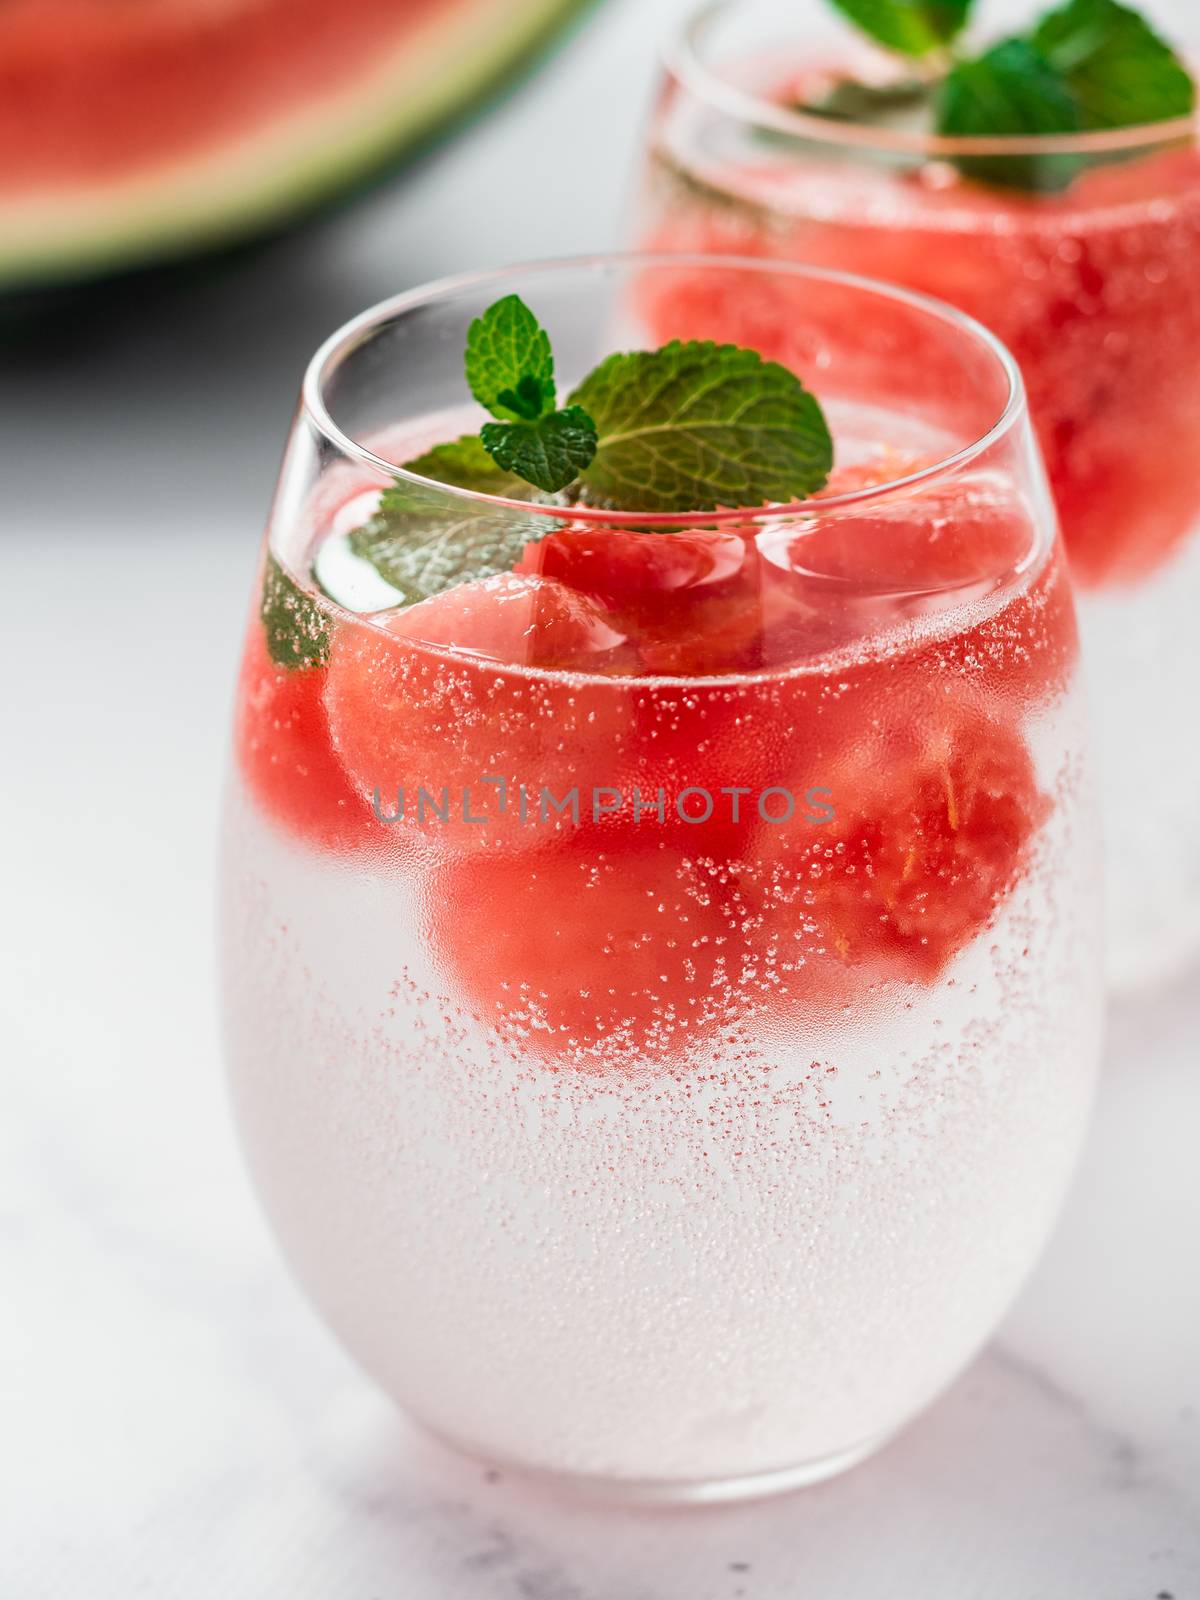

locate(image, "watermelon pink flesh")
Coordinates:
0 0 593 289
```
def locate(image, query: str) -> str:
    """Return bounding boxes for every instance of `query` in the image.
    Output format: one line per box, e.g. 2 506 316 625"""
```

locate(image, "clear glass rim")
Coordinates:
303 250 1029 536
665 0 1199 161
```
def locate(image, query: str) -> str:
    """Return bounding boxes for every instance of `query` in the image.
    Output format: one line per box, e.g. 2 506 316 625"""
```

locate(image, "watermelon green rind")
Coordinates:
0 0 598 294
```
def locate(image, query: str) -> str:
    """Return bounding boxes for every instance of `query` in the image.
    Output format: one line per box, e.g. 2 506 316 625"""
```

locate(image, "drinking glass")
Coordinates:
220 254 1103 1500
634 0 1200 991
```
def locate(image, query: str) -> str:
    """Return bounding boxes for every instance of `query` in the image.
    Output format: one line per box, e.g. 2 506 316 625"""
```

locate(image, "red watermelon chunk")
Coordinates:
234 617 373 852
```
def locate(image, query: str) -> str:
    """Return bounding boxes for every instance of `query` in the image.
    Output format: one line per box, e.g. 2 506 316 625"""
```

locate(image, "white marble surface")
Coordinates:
2 0 1199 1592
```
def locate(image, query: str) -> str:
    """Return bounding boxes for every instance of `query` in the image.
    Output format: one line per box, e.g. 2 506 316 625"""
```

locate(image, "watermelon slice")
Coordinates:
0 0 595 293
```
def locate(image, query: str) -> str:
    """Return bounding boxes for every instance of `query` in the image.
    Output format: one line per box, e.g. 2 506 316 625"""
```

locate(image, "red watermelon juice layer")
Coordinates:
221 408 1101 1481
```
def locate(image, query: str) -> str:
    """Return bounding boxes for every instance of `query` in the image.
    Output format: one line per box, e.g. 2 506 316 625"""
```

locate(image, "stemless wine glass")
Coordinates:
220 254 1103 1501
634 0 1200 992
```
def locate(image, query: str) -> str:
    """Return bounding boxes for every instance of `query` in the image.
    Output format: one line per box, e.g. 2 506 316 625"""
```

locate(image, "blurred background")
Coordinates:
2 0 1198 1594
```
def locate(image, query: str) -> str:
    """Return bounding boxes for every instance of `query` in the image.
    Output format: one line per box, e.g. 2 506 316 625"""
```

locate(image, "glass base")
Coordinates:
422 1421 888 1505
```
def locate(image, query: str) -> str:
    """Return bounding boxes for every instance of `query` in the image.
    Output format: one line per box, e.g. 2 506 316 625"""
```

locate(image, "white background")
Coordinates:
2 0 1198 1594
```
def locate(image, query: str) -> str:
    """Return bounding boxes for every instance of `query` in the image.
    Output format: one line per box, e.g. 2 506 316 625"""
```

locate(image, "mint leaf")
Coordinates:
937 37 1085 190
260 554 329 670
495 373 550 422
459 295 599 494
1032 0 1194 129
464 294 555 421
348 480 552 606
480 405 598 494
828 0 972 57
359 301 833 575
569 341 832 513
405 433 535 496
934 0 1193 191
803 75 932 124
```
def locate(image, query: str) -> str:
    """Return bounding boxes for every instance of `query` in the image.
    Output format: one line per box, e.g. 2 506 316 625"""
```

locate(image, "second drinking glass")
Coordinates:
636 0 1200 990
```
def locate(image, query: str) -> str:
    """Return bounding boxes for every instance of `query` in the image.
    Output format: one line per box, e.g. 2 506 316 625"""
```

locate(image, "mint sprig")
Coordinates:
347 295 834 607
1031 0 1195 130
459 294 599 493
465 293 555 420
938 0 1193 190
411 296 832 511
820 0 1194 191
938 37 1084 190
828 0 971 58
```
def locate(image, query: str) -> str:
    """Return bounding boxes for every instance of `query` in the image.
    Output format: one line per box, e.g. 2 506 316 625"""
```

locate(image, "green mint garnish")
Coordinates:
455 296 832 504
822 0 1194 191
1030 0 1195 131
460 294 599 492
260 554 329 670
938 37 1084 190
348 480 547 605
938 0 1193 190
404 433 534 496
567 341 833 513
480 404 599 494
804 75 932 124
828 0 972 58
347 296 833 606
464 293 555 420
415 297 832 510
